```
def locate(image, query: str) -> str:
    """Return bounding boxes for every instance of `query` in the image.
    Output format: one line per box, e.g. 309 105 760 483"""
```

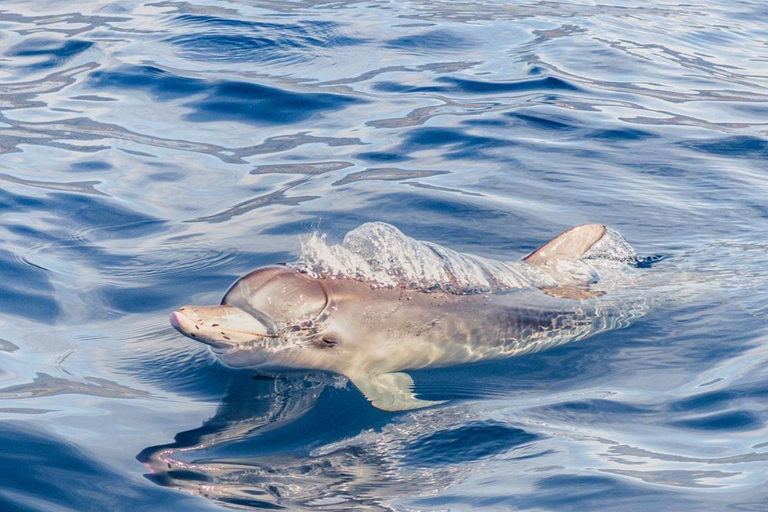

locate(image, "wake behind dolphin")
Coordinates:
170 223 646 411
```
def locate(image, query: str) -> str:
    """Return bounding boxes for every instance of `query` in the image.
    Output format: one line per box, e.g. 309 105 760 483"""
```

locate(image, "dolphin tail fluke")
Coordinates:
523 224 606 265
347 372 445 412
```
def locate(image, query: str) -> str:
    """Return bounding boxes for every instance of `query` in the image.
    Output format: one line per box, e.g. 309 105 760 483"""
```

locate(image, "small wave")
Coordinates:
6 37 94 71
293 222 637 294
90 65 362 126
165 15 365 65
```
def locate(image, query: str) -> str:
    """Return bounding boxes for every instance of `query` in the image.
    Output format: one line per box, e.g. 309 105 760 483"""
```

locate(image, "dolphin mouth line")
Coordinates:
218 327 278 338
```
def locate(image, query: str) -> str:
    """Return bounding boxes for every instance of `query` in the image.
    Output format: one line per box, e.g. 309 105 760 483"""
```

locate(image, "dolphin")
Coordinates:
170 223 639 411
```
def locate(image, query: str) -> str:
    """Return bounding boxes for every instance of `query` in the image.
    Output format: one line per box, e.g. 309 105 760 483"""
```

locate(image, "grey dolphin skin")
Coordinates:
170 224 634 411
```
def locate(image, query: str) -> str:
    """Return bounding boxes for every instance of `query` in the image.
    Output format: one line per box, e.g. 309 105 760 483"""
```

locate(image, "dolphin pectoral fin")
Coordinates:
347 372 446 412
541 286 605 300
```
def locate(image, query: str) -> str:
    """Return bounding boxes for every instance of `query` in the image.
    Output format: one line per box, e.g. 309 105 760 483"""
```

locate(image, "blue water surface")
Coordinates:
1 0 767 510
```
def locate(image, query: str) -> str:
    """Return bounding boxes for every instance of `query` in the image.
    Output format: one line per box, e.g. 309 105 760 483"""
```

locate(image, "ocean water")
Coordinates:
1 0 767 510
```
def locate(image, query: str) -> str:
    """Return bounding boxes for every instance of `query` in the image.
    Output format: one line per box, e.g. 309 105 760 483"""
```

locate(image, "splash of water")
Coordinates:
293 222 637 294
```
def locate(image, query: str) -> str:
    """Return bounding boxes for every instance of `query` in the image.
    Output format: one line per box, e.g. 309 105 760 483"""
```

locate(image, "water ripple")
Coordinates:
166 15 365 64
91 65 363 125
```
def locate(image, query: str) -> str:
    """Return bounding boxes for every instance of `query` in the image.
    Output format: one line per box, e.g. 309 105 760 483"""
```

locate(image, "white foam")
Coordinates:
294 222 637 294
585 227 637 261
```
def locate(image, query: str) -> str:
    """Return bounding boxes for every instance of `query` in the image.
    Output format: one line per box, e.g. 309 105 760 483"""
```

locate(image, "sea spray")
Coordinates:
294 222 638 294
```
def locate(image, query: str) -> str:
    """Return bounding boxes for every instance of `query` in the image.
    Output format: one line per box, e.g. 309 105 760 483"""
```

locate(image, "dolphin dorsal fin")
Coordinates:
523 224 606 265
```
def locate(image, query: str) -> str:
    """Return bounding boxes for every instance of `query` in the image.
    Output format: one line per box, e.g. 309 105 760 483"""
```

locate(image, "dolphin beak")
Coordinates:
169 311 184 331
169 308 233 350
170 305 274 350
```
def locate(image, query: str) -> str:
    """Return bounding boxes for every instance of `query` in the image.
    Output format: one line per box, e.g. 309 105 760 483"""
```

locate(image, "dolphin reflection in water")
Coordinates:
170 222 646 411
138 373 541 511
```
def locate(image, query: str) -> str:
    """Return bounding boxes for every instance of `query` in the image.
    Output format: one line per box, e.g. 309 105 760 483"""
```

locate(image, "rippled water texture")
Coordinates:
1 1 768 511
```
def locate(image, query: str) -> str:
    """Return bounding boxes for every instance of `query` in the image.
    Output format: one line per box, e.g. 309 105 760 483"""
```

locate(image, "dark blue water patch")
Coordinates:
4 224 60 245
148 171 184 182
6 38 93 70
0 249 59 322
188 81 358 125
407 128 468 146
218 497 282 510
90 65 362 125
355 151 412 163
144 468 214 492
197 497 275 510
461 119 510 127
372 81 444 93
440 75 580 94
170 13 360 44
90 65 207 100
373 75 579 95
166 16 365 64
507 474 675 511
45 192 166 239
509 112 579 131
0 422 209 512
105 275 233 314
588 128 657 141
121 345 236 400
370 191 513 223
744 201 768 220
631 164 689 179
667 410 762 431
107 270 235 312
293 194 534 258
167 34 290 62
69 160 113 172
404 127 513 159
669 390 737 412
684 136 768 158
0 186 45 210
405 422 540 467
417 472 684 511
171 13 264 30
544 399 655 419
100 247 294 315
385 29 476 53
102 284 190 314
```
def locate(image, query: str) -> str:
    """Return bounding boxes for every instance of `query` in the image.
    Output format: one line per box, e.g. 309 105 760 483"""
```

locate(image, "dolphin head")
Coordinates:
170 266 340 369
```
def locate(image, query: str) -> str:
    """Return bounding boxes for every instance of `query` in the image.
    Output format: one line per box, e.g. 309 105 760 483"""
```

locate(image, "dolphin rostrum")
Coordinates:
170 223 641 411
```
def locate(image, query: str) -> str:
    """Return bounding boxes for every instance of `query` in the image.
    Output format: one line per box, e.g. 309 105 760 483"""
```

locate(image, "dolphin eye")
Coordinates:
321 337 338 347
